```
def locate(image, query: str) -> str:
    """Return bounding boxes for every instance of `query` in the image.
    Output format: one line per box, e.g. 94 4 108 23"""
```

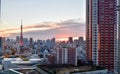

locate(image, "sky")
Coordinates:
0 0 86 41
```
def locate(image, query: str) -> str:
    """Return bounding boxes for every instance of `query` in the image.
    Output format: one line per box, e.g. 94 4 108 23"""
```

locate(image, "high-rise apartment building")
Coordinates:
86 0 117 72
117 0 120 73
56 47 77 65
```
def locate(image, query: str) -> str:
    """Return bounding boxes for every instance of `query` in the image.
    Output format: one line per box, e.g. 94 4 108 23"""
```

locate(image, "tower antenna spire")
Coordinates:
21 19 22 25
19 19 23 46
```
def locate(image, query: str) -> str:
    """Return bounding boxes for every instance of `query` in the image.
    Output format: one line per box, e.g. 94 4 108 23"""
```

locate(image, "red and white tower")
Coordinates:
19 20 24 46
86 0 117 72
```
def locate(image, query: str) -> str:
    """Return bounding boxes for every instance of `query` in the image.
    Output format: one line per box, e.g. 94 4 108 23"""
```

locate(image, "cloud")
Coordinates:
0 28 19 32
24 24 52 29
0 22 59 33
2 19 85 40
58 18 84 26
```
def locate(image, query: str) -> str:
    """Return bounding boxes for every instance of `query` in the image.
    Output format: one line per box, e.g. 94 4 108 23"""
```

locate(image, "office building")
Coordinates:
0 37 6 56
16 36 19 43
29 37 33 48
68 37 73 44
0 37 2 53
0 37 5 49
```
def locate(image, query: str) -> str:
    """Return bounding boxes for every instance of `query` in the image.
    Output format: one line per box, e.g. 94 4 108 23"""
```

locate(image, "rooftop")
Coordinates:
37 64 106 74
9 69 39 74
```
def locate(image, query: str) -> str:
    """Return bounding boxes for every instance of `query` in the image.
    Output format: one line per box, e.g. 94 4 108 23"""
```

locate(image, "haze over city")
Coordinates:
0 0 86 41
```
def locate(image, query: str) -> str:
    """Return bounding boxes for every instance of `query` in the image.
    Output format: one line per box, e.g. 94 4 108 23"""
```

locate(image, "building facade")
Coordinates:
0 37 6 49
0 37 2 49
56 46 77 65
117 0 120 73
86 0 117 72
0 0 1 23
68 37 73 44
0 37 6 56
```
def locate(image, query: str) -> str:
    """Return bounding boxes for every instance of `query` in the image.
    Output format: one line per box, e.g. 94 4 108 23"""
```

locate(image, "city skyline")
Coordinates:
0 0 86 40
0 0 119 73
